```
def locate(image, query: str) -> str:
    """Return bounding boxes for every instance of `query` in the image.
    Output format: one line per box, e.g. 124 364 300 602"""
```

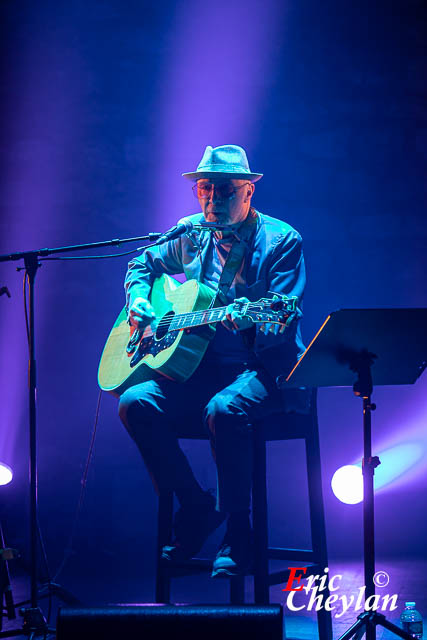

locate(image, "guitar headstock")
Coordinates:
235 294 301 328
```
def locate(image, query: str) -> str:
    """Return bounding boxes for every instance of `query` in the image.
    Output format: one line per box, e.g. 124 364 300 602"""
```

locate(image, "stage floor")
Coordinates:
2 557 426 639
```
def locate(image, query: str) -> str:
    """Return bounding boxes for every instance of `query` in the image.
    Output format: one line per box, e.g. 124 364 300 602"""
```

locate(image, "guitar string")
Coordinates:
148 300 292 330
140 301 280 330
132 301 292 340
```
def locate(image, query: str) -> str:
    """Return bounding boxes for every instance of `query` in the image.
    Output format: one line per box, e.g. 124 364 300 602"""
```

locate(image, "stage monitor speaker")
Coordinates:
57 604 283 640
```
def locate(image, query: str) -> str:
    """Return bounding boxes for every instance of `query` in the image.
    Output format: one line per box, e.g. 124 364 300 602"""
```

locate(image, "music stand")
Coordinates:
284 308 427 640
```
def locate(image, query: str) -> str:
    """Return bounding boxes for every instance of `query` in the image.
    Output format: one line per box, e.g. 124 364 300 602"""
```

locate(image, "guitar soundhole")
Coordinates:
155 311 175 340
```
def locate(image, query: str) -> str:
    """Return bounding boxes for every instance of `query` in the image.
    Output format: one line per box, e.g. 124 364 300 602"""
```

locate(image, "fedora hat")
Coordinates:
182 144 263 182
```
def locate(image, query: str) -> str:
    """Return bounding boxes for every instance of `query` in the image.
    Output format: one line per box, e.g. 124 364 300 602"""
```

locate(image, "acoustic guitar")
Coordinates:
98 274 299 396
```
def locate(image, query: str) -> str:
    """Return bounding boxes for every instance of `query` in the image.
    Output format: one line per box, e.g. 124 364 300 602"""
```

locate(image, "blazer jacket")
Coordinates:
124 210 308 408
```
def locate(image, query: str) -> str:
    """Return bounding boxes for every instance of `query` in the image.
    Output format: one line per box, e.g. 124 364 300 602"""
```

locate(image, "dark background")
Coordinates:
0 0 426 605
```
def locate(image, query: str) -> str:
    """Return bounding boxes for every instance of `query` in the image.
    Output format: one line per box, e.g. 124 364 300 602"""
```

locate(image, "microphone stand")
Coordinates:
0 231 164 637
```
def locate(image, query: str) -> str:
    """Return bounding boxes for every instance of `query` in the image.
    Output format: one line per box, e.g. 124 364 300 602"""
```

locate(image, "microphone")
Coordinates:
155 219 194 245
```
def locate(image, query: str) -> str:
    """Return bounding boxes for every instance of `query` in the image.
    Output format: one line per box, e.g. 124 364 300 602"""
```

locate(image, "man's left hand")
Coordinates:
222 297 254 332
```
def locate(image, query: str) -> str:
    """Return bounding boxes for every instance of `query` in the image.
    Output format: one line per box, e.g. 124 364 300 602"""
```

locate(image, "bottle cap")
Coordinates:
405 602 416 607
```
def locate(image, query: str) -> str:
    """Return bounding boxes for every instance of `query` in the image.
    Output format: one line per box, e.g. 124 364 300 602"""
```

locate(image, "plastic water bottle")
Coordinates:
400 602 423 639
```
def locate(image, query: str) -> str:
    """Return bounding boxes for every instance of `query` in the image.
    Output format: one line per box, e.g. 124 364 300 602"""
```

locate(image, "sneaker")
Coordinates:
211 515 253 577
161 492 226 563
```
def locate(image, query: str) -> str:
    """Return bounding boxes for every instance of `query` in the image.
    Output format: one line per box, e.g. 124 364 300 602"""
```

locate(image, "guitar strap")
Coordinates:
209 207 258 307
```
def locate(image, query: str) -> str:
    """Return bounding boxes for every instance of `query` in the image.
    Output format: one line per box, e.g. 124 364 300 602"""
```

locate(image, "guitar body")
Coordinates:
98 275 217 396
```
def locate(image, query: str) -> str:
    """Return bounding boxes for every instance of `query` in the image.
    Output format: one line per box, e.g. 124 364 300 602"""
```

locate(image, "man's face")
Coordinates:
196 178 255 226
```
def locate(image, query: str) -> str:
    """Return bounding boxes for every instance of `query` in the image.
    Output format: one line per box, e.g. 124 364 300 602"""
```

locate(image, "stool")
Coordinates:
155 389 332 640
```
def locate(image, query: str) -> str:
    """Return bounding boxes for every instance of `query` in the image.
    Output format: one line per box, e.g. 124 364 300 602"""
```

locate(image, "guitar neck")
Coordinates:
169 306 229 331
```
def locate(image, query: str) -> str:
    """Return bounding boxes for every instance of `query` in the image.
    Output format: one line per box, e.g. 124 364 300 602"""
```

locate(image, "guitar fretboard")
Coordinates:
168 306 229 331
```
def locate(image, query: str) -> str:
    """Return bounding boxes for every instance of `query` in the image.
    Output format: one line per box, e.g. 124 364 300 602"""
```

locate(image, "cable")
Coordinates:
23 271 55 622
52 390 103 582
21 252 110 625
20 259 106 629
39 247 141 260
35 226 218 262
23 266 103 584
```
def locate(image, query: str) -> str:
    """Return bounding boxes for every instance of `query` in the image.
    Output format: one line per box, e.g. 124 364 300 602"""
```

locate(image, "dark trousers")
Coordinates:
118 355 283 513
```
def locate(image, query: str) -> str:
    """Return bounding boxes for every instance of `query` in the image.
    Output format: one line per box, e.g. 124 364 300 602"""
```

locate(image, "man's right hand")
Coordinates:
128 297 156 329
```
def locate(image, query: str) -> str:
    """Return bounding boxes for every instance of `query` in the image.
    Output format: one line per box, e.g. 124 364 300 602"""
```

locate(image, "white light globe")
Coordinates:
331 464 363 504
0 462 13 486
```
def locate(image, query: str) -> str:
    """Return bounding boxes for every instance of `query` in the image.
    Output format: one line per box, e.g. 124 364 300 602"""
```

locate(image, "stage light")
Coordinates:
332 442 424 504
0 462 13 486
331 464 363 504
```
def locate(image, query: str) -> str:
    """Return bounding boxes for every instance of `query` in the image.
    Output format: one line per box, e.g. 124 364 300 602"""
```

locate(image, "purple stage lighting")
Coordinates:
151 0 286 231
332 441 425 505
0 462 13 486
372 442 425 491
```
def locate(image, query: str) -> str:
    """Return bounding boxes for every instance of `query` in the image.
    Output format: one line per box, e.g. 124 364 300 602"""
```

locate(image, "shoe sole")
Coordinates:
166 510 226 563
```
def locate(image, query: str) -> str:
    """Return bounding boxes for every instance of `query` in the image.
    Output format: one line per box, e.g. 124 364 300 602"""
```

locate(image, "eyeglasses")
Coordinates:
192 181 250 200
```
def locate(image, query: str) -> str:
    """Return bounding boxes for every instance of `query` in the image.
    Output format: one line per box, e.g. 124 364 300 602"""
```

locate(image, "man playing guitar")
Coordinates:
118 144 306 577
